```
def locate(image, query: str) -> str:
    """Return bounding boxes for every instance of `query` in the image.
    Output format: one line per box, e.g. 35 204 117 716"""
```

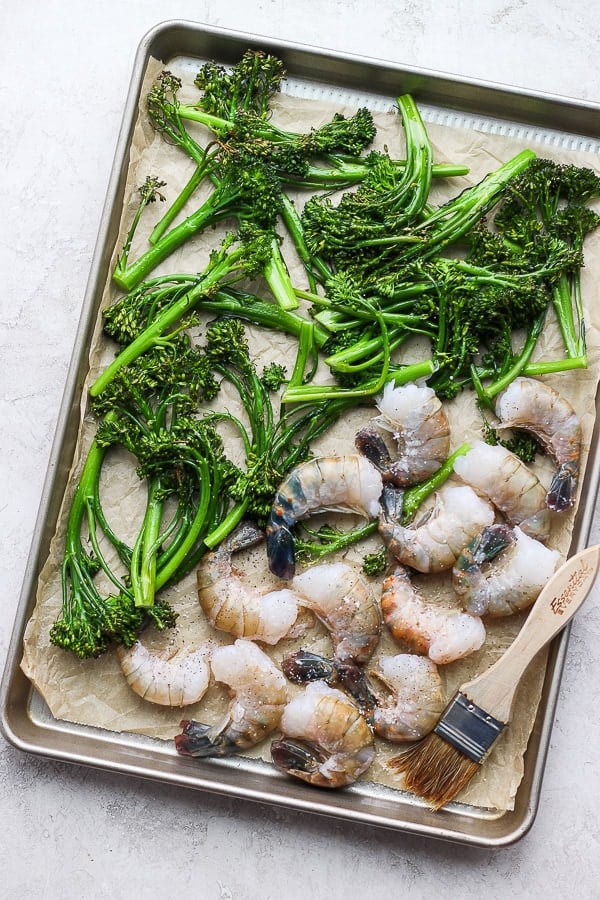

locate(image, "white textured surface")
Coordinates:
2 1 600 896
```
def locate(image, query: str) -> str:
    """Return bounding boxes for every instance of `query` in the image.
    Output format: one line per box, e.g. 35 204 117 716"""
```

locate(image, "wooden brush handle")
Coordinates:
462 544 600 724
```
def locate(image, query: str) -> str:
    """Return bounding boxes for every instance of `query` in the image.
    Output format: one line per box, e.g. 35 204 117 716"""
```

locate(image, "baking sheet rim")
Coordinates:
2 18 600 848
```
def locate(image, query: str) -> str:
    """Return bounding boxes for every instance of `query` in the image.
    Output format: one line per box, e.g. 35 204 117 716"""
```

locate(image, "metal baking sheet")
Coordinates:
2 19 600 848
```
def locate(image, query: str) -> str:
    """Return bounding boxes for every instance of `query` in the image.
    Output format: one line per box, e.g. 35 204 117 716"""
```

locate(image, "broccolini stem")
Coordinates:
282 359 434 403
130 477 164 608
204 288 330 346
92 248 249 397
204 499 251 550
552 273 585 359
294 520 379 565
324 331 412 374
279 194 331 289
522 356 588 375
149 163 210 245
154 454 214 587
474 310 547 404
285 159 470 190
474 354 588 394
401 443 470 523
263 234 300 310
113 188 234 292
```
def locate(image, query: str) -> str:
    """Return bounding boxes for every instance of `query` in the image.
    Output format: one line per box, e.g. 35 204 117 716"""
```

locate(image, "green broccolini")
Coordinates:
53 48 600 658
54 312 348 658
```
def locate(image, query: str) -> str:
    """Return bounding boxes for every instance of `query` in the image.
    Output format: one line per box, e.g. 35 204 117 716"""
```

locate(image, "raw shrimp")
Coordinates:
495 376 582 511
266 454 383 580
281 649 378 716
291 561 382 665
369 654 445 742
355 380 450 487
197 522 300 644
280 649 444 742
452 523 561 616
378 482 495 573
453 440 551 541
175 639 288 757
380 565 486 664
270 680 375 788
116 639 215 707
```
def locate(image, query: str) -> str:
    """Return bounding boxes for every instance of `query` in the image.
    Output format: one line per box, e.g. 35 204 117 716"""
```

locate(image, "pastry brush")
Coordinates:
389 543 600 810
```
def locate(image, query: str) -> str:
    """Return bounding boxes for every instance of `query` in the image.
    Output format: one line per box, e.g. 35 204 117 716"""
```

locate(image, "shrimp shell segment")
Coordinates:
175 639 288 757
369 654 445 742
453 440 551 541
381 565 486 664
266 454 383 580
452 524 561 616
271 680 375 788
292 561 382 665
378 482 495 573
356 381 451 487
495 376 582 512
117 639 215 707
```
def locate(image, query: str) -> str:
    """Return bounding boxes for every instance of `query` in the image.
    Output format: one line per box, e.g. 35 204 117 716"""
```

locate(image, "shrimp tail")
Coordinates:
282 649 377 720
271 738 327 782
174 719 240 758
266 513 296 579
455 524 515 573
453 524 515 600
282 649 338 683
355 426 394 476
224 520 266 554
547 460 579 512
379 484 406 524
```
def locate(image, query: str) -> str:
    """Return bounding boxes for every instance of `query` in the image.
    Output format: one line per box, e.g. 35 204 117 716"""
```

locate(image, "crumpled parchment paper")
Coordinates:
21 55 600 812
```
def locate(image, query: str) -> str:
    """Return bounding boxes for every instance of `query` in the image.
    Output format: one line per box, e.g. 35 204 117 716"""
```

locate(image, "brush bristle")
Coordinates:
389 732 481 810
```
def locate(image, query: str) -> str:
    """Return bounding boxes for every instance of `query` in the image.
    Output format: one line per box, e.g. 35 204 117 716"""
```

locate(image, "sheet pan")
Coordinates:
2 19 600 847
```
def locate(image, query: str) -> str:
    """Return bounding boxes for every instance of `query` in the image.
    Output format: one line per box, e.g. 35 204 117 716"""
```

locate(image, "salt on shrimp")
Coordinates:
116 638 215 707
175 639 288 757
355 380 450 487
271 680 375 788
369 654 445 742
291 561 382 665
452 523 561 617
495 376 582 511
197 522 300 645
380 565 486 664
378 482 495 573
453 440 551 541
280 648 444 743
266 455 383 580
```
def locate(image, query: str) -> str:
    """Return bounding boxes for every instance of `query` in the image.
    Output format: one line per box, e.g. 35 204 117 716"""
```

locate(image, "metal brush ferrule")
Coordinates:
434 693 505 763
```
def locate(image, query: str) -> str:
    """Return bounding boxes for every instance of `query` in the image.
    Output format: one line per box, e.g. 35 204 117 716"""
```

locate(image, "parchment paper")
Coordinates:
21 56 600 812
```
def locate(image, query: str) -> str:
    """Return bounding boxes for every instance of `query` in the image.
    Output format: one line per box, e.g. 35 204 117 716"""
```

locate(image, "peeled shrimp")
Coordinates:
452 523 561 616
175 639 288 757
453 440 551 541
116 639 215 707
271 680 375 788
355 380 450 487
378 482 495 573
381 565 486 664
266 454 383 579
495 376 582 511
369 654 445 742
197 522 300 644
291 561 382 665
